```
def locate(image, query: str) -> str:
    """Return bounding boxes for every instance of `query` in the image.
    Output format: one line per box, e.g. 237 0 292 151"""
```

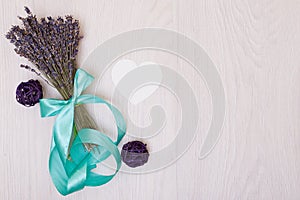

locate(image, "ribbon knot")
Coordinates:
39 69 126 195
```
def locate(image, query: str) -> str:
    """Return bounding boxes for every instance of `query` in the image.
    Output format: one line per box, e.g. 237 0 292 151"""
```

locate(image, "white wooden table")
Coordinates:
1 0 300 199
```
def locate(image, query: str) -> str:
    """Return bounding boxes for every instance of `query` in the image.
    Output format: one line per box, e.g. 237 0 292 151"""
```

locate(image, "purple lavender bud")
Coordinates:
121 141 149 168
20 64 30 69
57 16 64 23
65 15 73 23
16 79 43 107
24 6 31 15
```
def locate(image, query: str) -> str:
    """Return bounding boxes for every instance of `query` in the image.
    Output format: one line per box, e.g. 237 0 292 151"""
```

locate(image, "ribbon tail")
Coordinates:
73 128 122 187
49 145 88 196
52 104 75 162
76 94 126 145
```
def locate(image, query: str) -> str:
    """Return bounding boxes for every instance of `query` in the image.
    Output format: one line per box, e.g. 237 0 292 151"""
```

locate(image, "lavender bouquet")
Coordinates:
6 7 97 152
6 7 128 195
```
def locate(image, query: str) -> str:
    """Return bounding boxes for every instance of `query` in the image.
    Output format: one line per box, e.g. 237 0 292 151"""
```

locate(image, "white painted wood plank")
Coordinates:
0 0 299 199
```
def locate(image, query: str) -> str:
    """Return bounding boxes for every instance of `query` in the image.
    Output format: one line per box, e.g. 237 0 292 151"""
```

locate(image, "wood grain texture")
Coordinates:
1 0 300 199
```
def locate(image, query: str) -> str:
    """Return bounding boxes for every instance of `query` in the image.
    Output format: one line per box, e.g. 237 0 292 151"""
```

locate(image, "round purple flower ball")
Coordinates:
16 79 43 107
121 141 149 168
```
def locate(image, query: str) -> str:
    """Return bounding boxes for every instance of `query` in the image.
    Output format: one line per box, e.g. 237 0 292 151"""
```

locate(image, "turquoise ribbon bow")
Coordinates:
39 69 126 195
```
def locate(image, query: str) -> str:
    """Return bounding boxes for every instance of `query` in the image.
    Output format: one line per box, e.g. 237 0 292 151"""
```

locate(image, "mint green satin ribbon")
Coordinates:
39 69 126 195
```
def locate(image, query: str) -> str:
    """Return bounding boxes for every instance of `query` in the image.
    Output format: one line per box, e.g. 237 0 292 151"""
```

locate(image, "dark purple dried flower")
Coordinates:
121 141 149 168
16 79 43 107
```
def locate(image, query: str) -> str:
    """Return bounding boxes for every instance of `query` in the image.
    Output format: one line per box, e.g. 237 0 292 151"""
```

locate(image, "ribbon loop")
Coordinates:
40 69 126 195
72 68 94 98
40 98 71 117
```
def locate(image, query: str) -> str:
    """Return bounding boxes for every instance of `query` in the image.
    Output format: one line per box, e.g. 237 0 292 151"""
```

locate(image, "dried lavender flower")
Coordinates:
24 6 31 15
7 7 97 154
6 6 83 99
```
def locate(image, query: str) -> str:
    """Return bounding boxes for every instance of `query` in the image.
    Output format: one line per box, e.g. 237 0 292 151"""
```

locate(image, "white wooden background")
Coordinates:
1 0 300 199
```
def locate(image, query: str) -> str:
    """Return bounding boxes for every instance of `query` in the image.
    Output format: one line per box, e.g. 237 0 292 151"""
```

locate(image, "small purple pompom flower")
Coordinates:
121 141 149 168
16 79 43 107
